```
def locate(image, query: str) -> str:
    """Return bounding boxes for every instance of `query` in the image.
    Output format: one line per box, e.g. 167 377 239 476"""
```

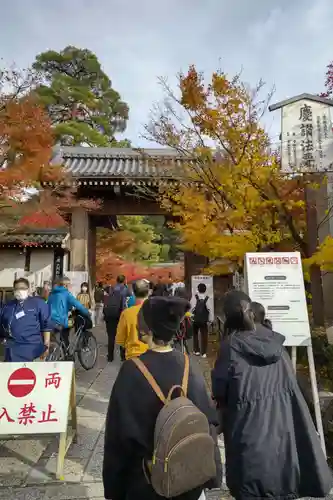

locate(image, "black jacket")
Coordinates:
103 349 221 500
211 326 333 500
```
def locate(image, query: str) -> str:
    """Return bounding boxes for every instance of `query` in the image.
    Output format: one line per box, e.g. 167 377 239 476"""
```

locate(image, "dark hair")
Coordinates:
13 277 29 288
251 302 273 330
251 302 266 324
81 282 89 289
223 290 252 335
117 275 126 284
97 282 103 288
151 284 168 297
133 279 150 299
174 287 190 300
139 296 190 345
263 318 273 330
197 283 207 294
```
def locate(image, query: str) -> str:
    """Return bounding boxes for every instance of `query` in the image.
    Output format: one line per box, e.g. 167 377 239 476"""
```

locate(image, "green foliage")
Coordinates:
143 216 180 261
297 327 333 390
32 46 129 146
118 216 161 262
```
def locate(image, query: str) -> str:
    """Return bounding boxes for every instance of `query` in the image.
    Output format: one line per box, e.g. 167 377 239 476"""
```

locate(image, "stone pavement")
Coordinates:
0 326 229 499
0 325 114 499
2 327 328 500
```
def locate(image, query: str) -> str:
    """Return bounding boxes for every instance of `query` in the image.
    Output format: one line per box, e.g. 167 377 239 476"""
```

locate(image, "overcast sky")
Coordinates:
1 0 332 146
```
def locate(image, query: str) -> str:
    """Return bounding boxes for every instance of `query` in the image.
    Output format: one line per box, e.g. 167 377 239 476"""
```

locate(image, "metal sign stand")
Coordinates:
56 372 78 480
291 344 326 456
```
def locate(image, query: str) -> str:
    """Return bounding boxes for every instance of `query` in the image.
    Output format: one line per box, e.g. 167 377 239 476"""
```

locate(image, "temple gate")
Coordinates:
54 146 210 286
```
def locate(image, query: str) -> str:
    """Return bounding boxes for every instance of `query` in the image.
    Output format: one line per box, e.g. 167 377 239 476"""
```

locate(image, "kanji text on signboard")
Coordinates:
0 362 74 435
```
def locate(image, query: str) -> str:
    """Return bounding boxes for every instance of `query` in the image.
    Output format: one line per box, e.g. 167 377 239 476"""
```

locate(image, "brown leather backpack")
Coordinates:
132 354 216 498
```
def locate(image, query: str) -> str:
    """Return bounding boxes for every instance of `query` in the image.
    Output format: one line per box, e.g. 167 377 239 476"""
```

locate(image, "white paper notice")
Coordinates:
245 252 311 346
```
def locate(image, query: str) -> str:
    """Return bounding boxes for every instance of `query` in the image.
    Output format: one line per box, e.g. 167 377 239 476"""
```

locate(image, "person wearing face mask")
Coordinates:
77 282 93 309
76 282 94 330
0 278 53 362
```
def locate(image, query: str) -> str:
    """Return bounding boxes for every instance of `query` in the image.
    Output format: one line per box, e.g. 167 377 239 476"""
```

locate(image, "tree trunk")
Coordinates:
305 179 325 327
310 265 325 327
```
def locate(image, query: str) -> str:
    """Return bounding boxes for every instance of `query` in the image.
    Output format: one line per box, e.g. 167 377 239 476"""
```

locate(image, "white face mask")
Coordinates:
82 287 88 293
14 289 29 301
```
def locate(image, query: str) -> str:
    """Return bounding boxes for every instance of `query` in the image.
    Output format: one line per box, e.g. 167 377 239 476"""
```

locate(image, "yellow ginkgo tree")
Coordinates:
144 65 328 325
145 66 307 260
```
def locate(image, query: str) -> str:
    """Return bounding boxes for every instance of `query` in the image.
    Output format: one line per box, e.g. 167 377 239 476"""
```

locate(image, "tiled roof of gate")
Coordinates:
58 146 187 178
0 229 68 247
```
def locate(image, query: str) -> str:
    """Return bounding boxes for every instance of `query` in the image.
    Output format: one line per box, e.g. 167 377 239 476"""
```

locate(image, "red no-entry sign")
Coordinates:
7 367 36 398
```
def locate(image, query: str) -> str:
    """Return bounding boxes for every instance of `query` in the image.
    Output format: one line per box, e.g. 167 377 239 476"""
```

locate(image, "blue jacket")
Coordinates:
48 286 89 328
0 296 53 362
127 294 136 308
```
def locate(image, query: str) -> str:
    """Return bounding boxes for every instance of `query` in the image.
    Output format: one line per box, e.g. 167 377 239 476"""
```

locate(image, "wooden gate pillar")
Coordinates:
88 219 97 287
184 252 209 288
70 208 89 272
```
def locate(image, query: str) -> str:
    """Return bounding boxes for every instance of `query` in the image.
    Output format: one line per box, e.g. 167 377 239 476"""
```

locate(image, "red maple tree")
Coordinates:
321 61 333 97
0 66 100 233
96 249 184 284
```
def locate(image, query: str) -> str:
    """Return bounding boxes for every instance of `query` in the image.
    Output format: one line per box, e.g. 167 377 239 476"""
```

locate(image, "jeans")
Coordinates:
95 303 104 325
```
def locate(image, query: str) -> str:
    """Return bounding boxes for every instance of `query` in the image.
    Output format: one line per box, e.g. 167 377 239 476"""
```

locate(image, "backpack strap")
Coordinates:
166 354 190 402
182 353 189 396
132 358 166 404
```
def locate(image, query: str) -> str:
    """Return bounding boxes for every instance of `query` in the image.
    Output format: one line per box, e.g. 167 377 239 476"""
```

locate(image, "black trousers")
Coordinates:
105 318 119 361
193 322 208 355
61 327 71 349
119 346 126 361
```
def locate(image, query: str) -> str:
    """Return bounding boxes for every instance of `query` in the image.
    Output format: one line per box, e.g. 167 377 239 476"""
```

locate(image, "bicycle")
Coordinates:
173 316 192 354
47 314 98 370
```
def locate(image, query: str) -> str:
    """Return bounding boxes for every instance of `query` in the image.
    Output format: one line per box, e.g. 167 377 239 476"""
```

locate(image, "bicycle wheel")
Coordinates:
46 339 65 361
77 331 98 370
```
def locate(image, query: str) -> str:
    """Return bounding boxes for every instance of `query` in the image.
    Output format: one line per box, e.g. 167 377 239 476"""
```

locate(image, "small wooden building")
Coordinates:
0 228 70 303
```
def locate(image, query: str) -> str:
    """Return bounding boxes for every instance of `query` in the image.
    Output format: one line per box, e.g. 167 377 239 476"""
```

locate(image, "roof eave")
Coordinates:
269 93 333 112
0 242 64 248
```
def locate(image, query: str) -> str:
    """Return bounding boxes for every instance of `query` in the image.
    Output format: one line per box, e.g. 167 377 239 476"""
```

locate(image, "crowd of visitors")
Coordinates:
98 276 332 500
0 273 332 500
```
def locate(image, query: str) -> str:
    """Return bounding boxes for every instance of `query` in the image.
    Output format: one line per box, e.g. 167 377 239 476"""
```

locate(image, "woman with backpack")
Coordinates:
103 296 222 500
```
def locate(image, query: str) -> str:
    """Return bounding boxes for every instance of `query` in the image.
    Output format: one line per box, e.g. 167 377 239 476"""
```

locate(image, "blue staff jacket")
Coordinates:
48 286 89 328
0 296 53 362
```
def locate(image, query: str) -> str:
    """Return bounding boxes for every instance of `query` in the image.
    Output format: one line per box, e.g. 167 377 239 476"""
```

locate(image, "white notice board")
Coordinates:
244 252 311 346
0 362 74 435
191 275 214 322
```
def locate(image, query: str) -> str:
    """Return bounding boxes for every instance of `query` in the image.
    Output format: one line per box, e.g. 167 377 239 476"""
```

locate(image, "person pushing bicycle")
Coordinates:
48 276 91 349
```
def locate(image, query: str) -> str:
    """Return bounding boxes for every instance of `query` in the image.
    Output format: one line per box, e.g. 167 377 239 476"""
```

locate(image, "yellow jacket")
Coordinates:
77 292 92 309
115 303 148 359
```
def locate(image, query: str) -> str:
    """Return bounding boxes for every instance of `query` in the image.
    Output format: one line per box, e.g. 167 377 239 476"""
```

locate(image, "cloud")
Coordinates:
0 0 332 146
